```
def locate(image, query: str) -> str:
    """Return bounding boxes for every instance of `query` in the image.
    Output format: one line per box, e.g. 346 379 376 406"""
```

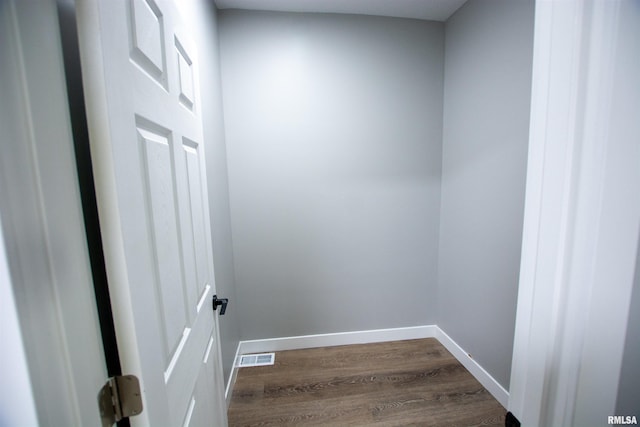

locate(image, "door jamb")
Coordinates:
509 0 638 424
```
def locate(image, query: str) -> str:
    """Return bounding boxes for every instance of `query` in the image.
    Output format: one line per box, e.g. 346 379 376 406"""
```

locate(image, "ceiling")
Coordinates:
213 0 469 22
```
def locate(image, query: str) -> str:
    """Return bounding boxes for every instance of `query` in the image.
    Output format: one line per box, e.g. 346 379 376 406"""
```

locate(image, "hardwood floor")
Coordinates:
228 338 506 426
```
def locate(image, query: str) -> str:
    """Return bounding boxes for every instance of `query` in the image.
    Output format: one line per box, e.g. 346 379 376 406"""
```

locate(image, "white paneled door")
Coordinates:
77 0 227 425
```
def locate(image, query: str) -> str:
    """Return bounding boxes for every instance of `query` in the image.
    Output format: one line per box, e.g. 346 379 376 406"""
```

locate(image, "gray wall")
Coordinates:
218 11 444 340
181 0 240 384
438 0 534 389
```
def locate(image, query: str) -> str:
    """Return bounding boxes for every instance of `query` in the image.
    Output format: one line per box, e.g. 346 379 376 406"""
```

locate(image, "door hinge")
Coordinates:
98 375 143 427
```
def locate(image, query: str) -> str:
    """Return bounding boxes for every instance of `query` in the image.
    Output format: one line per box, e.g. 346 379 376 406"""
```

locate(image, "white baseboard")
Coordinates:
238 325 438 354
224 342 242 408
224 325 509 409
435 328 509 408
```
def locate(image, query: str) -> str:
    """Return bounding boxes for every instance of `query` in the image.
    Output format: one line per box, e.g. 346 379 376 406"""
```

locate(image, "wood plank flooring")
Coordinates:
228 338 506 426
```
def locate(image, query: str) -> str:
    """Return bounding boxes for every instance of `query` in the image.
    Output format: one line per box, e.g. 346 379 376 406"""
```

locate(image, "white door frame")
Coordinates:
509 0 639 425
0 1 107 425
0 212 39 427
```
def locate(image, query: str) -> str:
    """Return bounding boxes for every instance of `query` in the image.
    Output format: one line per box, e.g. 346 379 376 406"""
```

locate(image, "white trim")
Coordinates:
225 342 242 407
0 1 107 425
238 325 437 354
508 1 588 423
227 325 508 407
435 328 509 408
0 212 39 427
509 0 638 425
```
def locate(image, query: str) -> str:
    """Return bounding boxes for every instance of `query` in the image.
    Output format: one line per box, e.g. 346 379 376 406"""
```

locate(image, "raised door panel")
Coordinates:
176 38 195 111
183 138 210 296
136 124 189 361
128 0 167 87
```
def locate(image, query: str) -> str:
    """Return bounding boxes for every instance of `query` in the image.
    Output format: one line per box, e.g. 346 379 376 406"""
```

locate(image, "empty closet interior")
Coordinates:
204 0 535 396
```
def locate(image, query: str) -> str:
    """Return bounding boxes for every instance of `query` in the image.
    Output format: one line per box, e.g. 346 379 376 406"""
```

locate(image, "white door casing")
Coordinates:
1 1 107 425
76 0 227 425
509 0 640 425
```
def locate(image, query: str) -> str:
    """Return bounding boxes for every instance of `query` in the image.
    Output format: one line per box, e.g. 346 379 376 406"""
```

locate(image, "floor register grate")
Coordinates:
236 353 275 367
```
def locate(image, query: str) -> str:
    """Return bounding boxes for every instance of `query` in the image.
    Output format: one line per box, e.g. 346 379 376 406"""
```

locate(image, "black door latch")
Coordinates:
212 295 228 315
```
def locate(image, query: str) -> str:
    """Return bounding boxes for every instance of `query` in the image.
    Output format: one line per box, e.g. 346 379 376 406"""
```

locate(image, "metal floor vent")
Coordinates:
237 353 275 367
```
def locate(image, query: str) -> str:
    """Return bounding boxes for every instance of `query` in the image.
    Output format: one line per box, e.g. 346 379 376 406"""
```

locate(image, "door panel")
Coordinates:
77 0 227 425
182 139 211 294
137 124 189 357
176 39 195 110
129 0 167 86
